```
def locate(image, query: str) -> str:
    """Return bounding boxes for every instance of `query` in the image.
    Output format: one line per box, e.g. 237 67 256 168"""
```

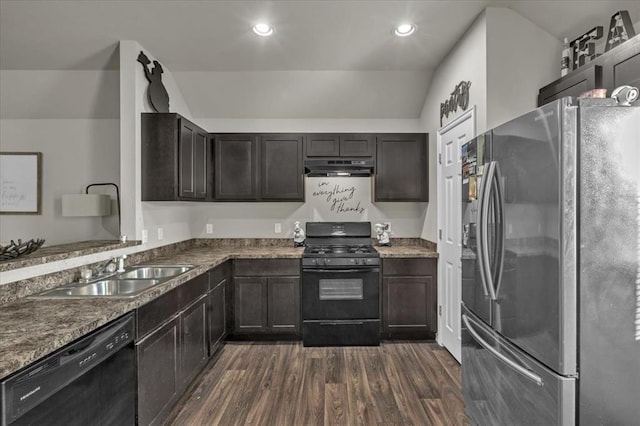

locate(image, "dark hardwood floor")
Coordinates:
167 342 469 426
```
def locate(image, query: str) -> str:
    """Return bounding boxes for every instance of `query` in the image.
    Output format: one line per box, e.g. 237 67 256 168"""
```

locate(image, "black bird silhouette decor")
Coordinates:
137 51 170 112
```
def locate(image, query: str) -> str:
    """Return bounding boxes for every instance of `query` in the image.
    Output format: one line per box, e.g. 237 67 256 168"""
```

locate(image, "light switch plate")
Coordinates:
206 224 213 234
274 223 282 234
141 229 148 244
157 227 164 241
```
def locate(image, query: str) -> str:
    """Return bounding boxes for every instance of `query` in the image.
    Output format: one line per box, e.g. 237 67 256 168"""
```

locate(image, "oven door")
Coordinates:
301 267 380 320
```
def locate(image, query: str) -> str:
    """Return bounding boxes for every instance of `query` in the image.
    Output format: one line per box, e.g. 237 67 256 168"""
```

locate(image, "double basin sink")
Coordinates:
34 265 194 298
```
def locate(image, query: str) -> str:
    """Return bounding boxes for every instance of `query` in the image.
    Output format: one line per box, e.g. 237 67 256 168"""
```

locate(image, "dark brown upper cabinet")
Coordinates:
601 35 640 94
375 134 428 202
142 113 209 201
214 134 258 200
537 65 602 107
213 134 304 201
261 134 304 201
538 34 639 106
305 133 374 157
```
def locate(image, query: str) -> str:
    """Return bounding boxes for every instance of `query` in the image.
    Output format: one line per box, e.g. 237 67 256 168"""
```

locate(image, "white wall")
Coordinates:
418 11 488 242
119 40 196 247
417 7 560 241
0 119 120 244
0 67 121 245
486 8 560 129
0 70 118 119
191 177 427 238
176 70 430 119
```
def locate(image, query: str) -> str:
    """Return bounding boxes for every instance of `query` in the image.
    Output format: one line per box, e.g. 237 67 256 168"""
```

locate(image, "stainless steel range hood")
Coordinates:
304 159 374 177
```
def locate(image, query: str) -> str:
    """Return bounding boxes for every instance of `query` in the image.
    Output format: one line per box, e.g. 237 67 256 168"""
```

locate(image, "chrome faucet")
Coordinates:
94 258 118 276
79 257 120 282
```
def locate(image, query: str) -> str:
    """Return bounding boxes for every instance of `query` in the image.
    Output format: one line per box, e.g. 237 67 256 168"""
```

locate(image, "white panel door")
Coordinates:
437 107 475 363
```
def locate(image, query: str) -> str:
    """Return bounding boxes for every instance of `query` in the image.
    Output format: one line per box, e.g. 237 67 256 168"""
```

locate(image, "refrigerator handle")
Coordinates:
480 161 497 300
492 163 505 297
463 314 544 387
476 165 491 298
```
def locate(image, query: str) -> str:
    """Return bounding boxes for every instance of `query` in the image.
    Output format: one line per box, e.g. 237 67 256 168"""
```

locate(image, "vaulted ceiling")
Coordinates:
1 1 638 119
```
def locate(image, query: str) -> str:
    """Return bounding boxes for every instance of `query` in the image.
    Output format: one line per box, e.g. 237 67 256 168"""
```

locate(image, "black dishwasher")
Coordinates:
1 313 135 426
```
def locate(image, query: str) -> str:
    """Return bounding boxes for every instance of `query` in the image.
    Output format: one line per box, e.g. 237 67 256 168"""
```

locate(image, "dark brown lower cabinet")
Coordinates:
135 273 210 426
180 294 208 388
382 258 437 340
234 277 268 332
268 276 300 332
208 276 227 355
233 259 300 336
136 316 181 426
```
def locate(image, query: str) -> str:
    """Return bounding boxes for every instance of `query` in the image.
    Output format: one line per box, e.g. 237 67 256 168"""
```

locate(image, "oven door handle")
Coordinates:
303 268 380 273
319 321 364 326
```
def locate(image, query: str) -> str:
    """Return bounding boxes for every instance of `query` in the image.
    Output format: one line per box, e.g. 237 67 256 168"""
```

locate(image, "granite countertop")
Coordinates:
0 241 436 378
375 245 438 258
0 246 303 379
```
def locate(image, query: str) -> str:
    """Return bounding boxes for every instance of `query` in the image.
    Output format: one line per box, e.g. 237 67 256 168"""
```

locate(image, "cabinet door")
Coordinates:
208 278 226 355
375 134 428 201
181 294 208 388
305 133 340 157
601 36 640 94
340 134 374 157
234 277 268 332
179 118 197 199
141 113 180 201
267 276 300 333
136 316 181 426
194 130 208 199
537 65 602 107
261 134 304 200
383 275 436 339
214 134 258 200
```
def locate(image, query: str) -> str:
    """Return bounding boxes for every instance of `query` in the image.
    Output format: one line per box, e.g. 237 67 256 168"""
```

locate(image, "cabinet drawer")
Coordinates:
383 258 435 276
305 134 340 157
210 261 230 288
234 259 300 277
137 288 180 339
179 272 209 309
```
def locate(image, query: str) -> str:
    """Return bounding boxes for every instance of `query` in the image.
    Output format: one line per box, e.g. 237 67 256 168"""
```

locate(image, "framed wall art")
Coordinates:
0 152 42 214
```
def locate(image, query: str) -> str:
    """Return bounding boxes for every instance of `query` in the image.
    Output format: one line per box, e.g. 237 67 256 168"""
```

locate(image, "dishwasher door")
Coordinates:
1 313 135 426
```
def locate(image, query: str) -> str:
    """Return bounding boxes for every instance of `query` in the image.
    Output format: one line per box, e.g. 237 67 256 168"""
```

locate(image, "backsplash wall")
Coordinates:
190 177 427 238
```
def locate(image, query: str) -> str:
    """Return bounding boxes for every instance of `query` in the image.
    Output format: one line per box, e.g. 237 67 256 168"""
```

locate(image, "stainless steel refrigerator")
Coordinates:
461 97 639 425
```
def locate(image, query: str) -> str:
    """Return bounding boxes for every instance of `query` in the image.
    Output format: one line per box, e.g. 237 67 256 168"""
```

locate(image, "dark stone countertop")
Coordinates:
0 241 436 378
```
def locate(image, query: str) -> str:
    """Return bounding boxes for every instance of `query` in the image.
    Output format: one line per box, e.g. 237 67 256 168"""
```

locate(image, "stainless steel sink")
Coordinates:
117 266 192 279
32 264 194 298
50 279 161 297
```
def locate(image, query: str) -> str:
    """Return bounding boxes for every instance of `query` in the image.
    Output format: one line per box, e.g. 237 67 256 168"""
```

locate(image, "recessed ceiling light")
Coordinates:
394 23 417 37
253 23 274 36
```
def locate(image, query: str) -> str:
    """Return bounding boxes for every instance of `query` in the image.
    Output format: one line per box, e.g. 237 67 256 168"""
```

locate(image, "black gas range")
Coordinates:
301 222 381 346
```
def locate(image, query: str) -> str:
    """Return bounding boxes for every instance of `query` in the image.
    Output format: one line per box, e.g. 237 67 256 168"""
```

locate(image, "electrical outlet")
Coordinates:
274 223 282 234
206 224 213 234
157 227 164 241
141 229 148 244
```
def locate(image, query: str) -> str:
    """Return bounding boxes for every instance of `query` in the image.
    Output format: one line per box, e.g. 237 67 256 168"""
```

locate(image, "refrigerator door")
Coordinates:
577 99 640 425
461 134 492 325
489 99 577 375
462 307 575 426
